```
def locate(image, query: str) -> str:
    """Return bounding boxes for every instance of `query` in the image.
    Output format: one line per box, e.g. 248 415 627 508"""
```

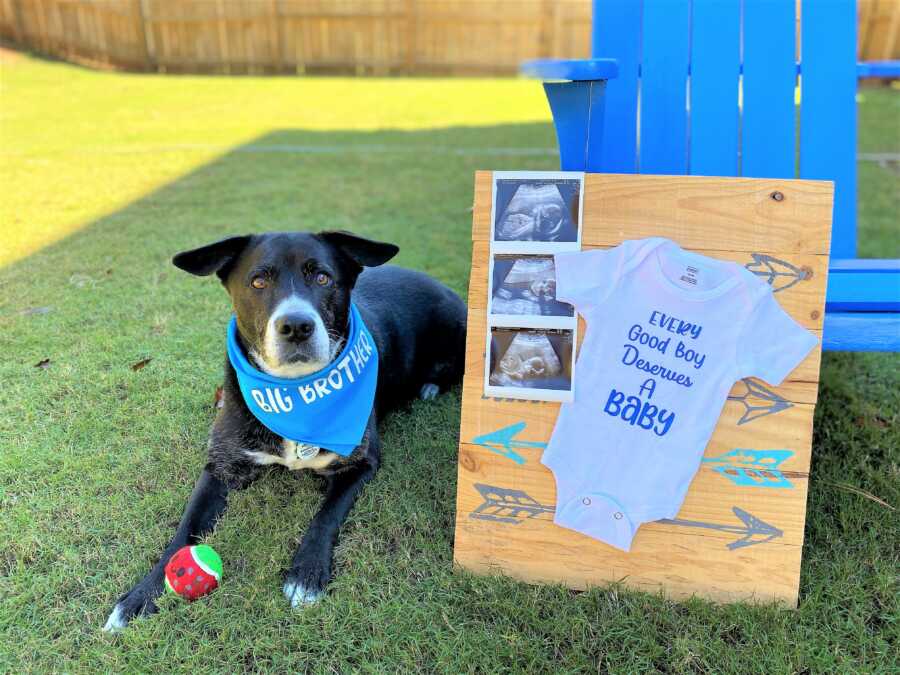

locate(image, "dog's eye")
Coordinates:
250 276 268 290
315 272 332 287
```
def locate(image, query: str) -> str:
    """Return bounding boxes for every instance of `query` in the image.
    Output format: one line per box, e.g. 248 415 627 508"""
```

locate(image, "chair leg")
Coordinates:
543 80 607 172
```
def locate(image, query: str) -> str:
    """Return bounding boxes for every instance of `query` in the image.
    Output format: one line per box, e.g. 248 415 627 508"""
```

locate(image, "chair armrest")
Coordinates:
826 259 900 312
521 58 618 82
823 312 900 351
857 61 900 78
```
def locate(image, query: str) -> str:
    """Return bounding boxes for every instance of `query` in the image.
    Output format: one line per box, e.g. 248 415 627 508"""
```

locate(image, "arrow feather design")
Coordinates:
703 448 795 489
470 483 554 523
745 253 810 292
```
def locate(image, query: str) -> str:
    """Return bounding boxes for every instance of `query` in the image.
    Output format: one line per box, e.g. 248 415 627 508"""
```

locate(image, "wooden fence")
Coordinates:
0 0 592 75
0 1 896 76
858 0 900 62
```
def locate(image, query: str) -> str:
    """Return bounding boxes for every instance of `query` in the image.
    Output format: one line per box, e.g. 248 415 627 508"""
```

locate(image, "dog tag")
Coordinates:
295 443 320 461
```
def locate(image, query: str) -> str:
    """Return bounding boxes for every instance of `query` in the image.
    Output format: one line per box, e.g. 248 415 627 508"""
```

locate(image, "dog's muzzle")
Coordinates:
260 297 331 375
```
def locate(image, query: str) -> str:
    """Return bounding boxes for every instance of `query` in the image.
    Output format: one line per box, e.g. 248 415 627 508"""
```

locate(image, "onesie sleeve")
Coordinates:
736 286 818 385
554 240 640 312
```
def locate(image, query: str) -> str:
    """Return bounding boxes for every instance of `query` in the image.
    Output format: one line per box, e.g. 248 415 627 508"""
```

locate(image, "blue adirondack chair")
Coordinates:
523 0 900 352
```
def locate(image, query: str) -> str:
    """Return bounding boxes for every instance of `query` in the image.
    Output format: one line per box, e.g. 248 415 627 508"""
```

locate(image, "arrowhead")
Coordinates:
728 378 793 425
732 507 782 537
472 422 548 464
473 421 527 447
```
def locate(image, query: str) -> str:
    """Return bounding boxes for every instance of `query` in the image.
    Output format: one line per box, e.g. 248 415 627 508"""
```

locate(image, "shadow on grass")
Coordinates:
2 124 558 296
0 122 560 647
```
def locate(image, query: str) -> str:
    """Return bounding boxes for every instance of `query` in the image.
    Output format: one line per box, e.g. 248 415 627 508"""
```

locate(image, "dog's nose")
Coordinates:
274 312 316 342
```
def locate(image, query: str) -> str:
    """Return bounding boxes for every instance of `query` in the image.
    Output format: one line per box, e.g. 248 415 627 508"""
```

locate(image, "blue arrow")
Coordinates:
702 448 796 489
471 421 547 465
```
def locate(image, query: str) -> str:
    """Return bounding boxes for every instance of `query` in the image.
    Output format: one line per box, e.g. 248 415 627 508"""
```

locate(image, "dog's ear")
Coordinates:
318 230 399 271
172 235 252 280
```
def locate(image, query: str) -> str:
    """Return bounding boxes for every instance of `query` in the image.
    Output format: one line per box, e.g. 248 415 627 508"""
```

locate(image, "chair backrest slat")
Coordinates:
591 0 858 257
742 0 796 178
800 0 857 258
639 0 690 174
689 0 740 177
592 0 641 173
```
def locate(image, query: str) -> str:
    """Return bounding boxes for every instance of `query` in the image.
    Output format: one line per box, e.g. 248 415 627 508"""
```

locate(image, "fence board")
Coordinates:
859 0 900 61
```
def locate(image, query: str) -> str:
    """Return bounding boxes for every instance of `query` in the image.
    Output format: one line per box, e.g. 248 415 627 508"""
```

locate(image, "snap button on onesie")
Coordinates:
556 493 637 551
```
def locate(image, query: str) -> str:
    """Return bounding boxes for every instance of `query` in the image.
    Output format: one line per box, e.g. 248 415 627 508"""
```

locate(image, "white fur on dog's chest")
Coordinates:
244 440 338 471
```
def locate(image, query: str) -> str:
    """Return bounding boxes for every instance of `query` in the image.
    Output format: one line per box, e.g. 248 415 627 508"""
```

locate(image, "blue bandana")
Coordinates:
226 303 378 456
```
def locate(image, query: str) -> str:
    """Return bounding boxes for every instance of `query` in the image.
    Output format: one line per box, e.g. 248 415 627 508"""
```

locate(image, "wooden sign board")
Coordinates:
454 172 833 606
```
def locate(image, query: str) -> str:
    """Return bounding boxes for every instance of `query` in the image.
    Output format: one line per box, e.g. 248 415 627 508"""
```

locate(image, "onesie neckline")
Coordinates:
651 240 743 302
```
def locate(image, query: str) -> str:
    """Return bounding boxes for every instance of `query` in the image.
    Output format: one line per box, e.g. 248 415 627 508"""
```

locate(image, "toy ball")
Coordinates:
164 544 222 601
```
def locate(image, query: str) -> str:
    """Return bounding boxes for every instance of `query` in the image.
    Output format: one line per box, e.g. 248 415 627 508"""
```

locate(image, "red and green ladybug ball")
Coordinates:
164 545 223 601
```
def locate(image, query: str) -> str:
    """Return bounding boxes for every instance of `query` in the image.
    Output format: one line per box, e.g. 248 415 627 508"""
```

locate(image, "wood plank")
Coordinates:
459 385 816 471
473 172 833 255
457 443 809 546
454 517 802 605
469 240 829 331
465 293 823 407
455 445 804 605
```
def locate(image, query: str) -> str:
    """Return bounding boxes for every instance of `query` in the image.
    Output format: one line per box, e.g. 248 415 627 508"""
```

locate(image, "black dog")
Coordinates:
104 231 466 630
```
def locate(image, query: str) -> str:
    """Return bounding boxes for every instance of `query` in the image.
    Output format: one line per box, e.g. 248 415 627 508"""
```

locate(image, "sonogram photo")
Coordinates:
488 327 573 391
490 254 573 317
493 177 581 243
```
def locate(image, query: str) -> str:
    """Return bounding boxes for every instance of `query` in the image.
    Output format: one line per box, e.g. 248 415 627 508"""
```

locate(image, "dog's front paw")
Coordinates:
283 559 329 608
102 580 162 632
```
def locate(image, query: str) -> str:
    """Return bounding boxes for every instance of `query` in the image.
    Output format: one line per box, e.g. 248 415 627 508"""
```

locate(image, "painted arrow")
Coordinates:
658 507 784 550
727 377 793 425
469 483 783 550
702 448 796 489
745 253 810 293
471 421 547 465
470 482 555 523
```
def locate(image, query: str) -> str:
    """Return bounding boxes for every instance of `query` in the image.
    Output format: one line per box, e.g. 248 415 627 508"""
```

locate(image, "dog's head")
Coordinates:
173 231 398 377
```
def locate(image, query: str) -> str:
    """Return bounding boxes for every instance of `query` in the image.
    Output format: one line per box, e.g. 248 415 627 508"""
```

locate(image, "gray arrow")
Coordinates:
470 483 783 550
658 507 784 550
746 253 810 292
728 377 793 425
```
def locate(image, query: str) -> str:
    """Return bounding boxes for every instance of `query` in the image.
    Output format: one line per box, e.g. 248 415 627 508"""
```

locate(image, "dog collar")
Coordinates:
226 303 378 456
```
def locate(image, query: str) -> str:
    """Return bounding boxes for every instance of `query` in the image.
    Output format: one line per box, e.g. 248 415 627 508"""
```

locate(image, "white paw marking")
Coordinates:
420 383 440 400
283 580 324 608
102 604 128 633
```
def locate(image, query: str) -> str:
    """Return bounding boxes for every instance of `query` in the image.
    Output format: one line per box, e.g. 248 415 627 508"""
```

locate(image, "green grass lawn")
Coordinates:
1 51 897 673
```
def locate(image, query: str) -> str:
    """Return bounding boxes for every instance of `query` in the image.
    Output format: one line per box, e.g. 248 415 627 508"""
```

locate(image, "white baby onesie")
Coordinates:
543 237 817 551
